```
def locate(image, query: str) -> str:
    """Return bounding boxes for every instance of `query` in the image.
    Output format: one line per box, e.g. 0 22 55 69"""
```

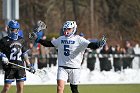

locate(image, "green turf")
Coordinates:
0 84 140 93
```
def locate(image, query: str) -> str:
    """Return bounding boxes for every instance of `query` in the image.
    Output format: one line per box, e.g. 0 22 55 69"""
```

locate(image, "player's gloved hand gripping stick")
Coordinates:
29 20 47 47
7 61 47 76
27 64 36 74
1 54 9 65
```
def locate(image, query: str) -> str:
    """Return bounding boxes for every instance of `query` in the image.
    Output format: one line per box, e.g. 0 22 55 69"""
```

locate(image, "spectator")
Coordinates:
123 41 135 69
133 44 140 69
38 35 48 68
86 48 96 71
113 44 122 72
0 26 8 70
48 37 57 67
0 25 8 40
28 42 39 69
99 44 112 71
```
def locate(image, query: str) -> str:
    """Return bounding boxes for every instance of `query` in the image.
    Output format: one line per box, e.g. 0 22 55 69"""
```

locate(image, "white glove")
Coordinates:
2 56 9 65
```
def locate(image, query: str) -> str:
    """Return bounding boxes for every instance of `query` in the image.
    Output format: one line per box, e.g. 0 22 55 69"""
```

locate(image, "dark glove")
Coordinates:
99 35 107 47
29 32 37 40
29 31 44 42
27 64 36 74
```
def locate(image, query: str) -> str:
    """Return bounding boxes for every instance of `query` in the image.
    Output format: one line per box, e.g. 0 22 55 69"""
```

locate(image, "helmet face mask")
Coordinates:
63 21 77 37
8 20 20 40
8 28 19 32
64 28 73 36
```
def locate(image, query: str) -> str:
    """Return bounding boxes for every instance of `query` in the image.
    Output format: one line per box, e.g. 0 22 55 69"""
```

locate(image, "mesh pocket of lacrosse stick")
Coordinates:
36 20 47 32
34 69 47 78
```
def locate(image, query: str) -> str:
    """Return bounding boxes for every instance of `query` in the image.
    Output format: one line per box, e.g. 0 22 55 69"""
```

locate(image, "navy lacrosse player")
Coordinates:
0 20 35 93
30 21 106 93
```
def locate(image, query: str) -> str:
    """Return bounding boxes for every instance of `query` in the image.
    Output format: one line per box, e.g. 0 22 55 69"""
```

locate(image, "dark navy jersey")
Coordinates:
0 36 28 66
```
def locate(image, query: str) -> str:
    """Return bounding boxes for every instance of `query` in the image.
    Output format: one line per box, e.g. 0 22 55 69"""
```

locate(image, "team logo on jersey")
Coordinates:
10 42 22 48
61 40 75 44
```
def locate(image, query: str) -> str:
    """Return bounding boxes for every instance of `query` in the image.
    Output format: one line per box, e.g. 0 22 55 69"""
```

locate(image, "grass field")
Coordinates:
0 84 140 93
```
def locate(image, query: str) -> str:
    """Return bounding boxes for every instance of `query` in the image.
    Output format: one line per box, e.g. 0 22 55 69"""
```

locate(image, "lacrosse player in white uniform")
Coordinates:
30 21 106 93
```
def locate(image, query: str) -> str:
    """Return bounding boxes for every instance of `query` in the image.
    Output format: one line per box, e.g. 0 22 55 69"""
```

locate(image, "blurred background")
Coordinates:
1 0 140 46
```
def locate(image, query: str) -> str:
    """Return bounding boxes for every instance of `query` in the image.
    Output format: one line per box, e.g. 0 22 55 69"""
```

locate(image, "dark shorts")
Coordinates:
4 67 26 83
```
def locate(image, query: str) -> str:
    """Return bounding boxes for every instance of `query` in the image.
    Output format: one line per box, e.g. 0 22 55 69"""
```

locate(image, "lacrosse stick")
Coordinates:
29 20 47 47
34 20 47 33
100 35 107 48
29 20 46 38
8 61 47 77
29 20 47 38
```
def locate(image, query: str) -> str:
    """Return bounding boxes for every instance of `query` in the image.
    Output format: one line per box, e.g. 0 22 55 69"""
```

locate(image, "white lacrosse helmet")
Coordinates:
63 21 77 37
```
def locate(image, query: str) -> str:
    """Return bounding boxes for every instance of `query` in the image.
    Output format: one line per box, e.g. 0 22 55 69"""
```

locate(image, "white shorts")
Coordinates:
57 67 81 85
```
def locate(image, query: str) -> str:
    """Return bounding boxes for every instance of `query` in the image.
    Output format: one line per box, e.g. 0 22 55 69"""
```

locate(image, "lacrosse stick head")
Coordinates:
33 20 47 33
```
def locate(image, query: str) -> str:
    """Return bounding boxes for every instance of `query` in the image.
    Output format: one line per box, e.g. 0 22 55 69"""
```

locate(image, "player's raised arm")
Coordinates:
29 20 54 47
88 35 107 49
29 31 54 47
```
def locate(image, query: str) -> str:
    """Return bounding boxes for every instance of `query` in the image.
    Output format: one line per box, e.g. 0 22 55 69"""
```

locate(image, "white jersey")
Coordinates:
51 35 90 68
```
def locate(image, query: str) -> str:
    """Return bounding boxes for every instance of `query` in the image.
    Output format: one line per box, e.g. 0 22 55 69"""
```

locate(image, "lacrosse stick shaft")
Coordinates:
7 61 45 75
8 61 30 70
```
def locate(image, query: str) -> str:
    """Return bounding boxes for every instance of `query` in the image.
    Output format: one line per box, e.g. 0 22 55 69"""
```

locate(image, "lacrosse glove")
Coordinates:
1 54 9 65
29 32 37 40
29 31 44 41
98 35 107 47
27 64 36 74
